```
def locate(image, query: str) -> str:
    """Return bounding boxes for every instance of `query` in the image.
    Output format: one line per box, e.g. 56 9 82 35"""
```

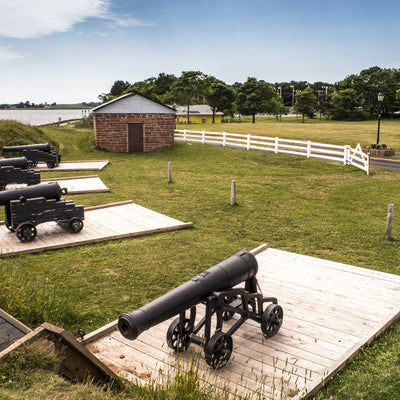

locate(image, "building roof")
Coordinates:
174 104 224 116
92 93 176 114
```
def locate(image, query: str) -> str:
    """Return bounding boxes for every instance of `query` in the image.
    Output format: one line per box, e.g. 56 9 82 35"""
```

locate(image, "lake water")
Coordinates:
0 109 91 126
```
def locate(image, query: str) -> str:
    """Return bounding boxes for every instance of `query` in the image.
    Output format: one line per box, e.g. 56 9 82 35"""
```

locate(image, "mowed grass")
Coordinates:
1 119 400 399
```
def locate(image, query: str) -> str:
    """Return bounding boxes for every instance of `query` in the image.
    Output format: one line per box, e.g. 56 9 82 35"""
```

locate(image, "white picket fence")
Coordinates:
174 129 370 175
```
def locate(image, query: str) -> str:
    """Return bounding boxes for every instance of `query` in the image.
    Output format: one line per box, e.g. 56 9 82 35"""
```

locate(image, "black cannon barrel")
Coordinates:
3 143 52 153
0 182 62 206
118 250 258 340
0 157 29 169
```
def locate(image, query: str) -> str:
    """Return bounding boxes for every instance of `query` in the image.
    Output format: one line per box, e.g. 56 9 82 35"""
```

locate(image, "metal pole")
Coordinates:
377 105 381 144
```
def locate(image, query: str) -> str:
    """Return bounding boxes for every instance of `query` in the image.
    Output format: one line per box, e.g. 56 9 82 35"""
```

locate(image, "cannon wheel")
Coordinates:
261 304 283 338
16 223 37 242
27 161 36 168
166 318 192 352
47 161 55 168
204 331 233 369
68 218 83 233
0 182 5 191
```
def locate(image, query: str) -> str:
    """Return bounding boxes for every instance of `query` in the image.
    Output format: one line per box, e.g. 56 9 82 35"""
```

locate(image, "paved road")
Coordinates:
370 158 400 171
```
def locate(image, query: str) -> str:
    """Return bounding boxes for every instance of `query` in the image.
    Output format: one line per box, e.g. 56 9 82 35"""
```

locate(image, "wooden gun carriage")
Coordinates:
3 143 61 168
0 157 40 190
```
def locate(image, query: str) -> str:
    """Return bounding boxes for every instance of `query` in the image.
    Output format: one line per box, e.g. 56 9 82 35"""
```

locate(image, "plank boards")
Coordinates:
36 160 109 171
8 175 110 194
84 246 400 399
0 201 192 257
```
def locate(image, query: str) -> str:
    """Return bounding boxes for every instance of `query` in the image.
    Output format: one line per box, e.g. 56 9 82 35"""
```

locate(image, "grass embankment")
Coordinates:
0 119 399 399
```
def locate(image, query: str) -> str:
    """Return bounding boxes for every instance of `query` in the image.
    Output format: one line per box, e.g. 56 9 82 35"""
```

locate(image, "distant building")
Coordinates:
175 105 223 124
92 93 175 153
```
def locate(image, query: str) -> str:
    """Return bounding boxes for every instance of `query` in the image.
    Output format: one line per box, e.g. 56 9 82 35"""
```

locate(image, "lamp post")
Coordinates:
290 85 294 110
376 92 384 144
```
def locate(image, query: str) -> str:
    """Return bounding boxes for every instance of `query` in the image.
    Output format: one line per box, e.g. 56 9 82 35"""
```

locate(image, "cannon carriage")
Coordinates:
0 157 40 190
119 251 283 369
1 182 84 242
3 143 61 168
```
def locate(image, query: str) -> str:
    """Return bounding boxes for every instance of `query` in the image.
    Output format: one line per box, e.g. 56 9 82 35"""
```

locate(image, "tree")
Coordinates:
236 77 278 123
205 79 236 122
325 88 368 120
294 87 317 122
170 71 209 124
98 80 131 103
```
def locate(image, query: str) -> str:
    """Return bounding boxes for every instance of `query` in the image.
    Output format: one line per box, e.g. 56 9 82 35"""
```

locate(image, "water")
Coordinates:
0 109 91 126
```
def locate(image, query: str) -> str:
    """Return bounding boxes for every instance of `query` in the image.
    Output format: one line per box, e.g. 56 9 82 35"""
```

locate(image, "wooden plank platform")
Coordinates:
36 160 109 171
82 245 400 399
0 309 31 352
0 201 192 257
8 175 110 194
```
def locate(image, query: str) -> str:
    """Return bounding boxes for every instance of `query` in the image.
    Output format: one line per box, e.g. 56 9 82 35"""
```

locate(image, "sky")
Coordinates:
0 0 399 104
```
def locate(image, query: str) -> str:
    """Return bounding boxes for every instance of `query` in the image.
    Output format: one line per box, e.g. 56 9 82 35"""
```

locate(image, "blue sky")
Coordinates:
0 0 399 104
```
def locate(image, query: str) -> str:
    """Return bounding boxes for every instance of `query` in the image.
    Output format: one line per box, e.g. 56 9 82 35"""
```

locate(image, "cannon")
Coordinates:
3 143 61 168
0 157 30 169
0 157 40 190
119 251 283 369
1 182 84 242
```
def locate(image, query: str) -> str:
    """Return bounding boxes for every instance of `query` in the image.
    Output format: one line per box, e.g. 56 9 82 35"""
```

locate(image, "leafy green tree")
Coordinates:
170 71 209 124
325 88 368 120
294 87 317 122
236 77 278 123
205 79 236 122
98 80 131 103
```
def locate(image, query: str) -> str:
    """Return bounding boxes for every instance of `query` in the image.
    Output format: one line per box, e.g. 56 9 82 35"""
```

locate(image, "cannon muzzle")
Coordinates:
118 250 258 340
0 157 30 169
0 182 63 206
3 143 52 153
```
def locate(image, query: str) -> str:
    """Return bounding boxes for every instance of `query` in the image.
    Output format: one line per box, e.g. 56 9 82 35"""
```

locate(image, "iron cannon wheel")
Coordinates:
166 318 192 352
204 331 233 369
261 304 283 338
47 161 55 168
0 182 5 191
16 223 37 242
68 218 83 233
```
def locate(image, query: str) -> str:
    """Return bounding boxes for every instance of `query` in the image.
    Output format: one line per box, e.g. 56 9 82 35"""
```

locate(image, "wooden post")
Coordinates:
385 203 394 239
231 180 236 206
168 161 172 183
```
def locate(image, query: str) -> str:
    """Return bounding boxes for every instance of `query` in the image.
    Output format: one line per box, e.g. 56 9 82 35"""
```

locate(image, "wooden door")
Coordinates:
127 123 144 152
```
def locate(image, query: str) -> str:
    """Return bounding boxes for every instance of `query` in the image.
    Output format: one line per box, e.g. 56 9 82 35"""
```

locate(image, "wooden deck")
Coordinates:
36 160 109 171
0 309 31 352
8 175 110 194
82 245 400 399
0 201 192 257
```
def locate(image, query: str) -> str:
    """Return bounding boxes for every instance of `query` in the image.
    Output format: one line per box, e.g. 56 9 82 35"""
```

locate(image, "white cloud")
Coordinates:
0 47 30 60
0 0 109 39
0 0 155 39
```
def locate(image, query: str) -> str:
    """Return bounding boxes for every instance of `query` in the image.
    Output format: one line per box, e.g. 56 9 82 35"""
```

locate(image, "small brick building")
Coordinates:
92 93 176 153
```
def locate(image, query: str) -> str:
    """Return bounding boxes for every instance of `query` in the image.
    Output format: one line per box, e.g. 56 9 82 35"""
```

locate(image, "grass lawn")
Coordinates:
0 118 399 399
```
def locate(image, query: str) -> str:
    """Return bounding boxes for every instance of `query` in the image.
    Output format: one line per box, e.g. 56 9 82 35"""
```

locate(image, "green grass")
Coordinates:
1 119 400 399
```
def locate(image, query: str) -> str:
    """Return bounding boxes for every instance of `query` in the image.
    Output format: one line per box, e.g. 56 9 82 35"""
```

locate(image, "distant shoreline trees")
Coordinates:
99 66 400 122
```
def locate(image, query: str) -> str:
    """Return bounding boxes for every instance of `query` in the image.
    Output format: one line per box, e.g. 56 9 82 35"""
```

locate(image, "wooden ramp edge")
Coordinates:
0 322 117 383
36 160 109 171
0 308 31 352
81 245 400 399
0 201 192 257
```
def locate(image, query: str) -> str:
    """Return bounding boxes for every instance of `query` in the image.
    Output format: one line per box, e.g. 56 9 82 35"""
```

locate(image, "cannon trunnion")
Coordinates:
1 182 84 242
119 251 283 369
3 143 61 168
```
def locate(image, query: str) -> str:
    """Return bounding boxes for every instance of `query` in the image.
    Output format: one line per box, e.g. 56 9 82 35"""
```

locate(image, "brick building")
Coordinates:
92 93 176 153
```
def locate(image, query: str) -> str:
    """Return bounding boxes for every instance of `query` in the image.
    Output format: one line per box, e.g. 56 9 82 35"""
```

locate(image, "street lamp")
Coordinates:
376 92 384 144
290 85 294 109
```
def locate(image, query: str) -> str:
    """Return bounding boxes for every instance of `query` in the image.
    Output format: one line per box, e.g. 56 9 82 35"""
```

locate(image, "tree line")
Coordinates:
99 66 400 122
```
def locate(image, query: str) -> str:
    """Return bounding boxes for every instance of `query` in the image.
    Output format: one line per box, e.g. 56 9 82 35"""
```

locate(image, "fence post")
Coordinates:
307 140 311 158
168 161 172 183
385 203 394 239
231 180 236 206
344 145 349 165
247 134 251 150
275 137 279 154
223 132 226 147
183 129 187 141
202 130 205 144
